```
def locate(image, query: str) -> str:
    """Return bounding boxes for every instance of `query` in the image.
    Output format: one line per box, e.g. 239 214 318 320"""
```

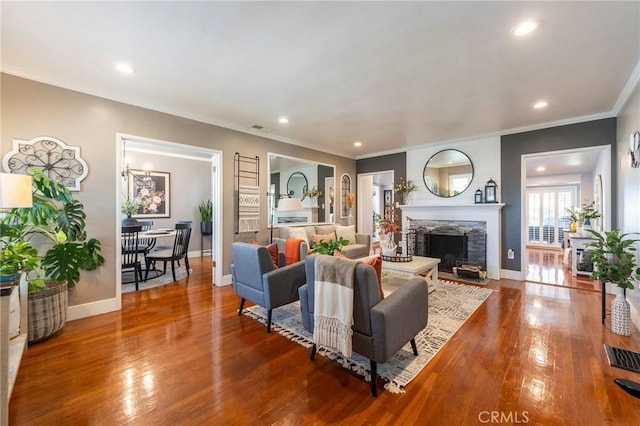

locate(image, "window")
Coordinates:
526 187 576 247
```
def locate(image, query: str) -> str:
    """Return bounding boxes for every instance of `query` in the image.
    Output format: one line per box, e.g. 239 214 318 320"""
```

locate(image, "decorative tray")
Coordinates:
381 254 413 262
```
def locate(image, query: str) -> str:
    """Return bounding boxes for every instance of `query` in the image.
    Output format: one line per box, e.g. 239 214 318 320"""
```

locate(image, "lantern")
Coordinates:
484 178 498 203
474 189 483 204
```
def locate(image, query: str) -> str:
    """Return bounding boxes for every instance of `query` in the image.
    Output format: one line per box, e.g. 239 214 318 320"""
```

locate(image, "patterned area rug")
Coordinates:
243 280 494 393
122 266 188 293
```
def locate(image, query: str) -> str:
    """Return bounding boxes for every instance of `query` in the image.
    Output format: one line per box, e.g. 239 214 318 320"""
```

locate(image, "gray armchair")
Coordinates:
299 254 429 396
231 242 306 333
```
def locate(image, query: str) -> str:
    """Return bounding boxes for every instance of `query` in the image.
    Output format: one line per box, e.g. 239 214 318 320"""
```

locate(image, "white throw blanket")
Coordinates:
313 255 357 357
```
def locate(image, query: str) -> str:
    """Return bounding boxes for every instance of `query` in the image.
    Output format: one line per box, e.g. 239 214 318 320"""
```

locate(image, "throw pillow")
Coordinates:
358 255 384 300
312 232 336 246
288 227 309 246
335 225 356 245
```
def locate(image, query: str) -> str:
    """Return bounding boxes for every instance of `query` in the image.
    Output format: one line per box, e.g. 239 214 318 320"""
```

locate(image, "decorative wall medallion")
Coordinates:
2 136 88 191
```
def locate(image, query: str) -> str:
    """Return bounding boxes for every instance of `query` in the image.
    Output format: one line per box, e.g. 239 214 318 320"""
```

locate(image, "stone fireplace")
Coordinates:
412 221 486 273
400 204 503 279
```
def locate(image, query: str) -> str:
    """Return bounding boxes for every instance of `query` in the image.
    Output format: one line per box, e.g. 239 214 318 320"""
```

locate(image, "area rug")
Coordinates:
122 266 188 293
243 280 495 393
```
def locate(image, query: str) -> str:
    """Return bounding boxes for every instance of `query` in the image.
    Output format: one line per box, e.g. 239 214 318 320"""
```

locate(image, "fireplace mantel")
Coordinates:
399 203 505 280
400 203 505 214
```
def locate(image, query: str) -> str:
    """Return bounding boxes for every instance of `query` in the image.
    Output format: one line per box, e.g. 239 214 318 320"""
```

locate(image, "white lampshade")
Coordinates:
0 173 33 209
277 197 302 211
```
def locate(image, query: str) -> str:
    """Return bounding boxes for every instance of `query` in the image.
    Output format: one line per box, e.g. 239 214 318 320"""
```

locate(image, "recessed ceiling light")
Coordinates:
536 166 546 172
115 62 135 74
512 20 538 37
278 117 289 124
534 101 548 109
354 141 362 147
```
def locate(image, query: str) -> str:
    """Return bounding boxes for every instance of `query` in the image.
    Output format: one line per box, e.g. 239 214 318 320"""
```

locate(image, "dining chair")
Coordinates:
122 225 144 291
136 220 156 272
144 222 192 282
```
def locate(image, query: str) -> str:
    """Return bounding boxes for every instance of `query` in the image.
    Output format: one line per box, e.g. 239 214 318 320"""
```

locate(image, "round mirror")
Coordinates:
286 172 308 200
423 149 474 197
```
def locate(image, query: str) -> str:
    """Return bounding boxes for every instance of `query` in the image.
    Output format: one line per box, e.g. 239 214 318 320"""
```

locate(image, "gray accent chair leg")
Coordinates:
370 360 377 397
267 309 272 333
410 338 418 356
238 298 245 316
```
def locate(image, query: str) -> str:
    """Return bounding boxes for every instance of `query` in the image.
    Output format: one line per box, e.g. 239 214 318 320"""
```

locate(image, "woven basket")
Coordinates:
28 281 68 344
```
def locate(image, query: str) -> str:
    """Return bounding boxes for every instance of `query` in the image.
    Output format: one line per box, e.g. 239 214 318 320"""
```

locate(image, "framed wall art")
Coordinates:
127 170 170 218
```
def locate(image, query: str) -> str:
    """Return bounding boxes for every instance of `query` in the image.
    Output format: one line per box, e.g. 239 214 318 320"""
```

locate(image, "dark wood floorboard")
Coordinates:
9 257 640 425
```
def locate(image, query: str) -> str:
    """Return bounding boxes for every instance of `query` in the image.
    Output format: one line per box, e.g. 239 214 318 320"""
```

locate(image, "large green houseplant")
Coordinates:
0 169 105 342
585 229 640 336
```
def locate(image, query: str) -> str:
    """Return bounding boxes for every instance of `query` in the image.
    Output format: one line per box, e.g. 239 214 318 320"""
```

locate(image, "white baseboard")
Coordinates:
217 274 232 287
501 269 524 281
68 297 120 321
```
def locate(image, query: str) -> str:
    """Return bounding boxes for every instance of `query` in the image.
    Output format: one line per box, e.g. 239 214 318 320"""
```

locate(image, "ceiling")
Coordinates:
1 2 639 160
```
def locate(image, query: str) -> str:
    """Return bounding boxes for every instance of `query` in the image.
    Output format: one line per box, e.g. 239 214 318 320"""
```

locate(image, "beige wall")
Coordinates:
1 73 355 310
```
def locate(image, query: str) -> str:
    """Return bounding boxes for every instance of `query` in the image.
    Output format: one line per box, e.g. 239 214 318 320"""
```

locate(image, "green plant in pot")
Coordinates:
199 199 213 235
585 229 640 336
121 197 142 226
311 237 349 256
2 169 105 343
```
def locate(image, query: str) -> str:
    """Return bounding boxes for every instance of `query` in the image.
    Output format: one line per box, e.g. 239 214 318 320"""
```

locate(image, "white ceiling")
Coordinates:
1 2 639 160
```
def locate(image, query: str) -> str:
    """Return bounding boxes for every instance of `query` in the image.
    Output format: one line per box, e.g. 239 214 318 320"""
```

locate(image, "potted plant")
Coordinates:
311 237 349 255
394 179 418 205
580 201 601 233
585 229 640 336
121 197 142 226
3 169 105 343
565 207 581 232
199 199 213 236
375 207 400 256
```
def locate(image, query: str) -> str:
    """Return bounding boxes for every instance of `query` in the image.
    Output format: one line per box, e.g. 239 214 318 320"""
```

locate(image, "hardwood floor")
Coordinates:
9 257 640 425
526 246 602 292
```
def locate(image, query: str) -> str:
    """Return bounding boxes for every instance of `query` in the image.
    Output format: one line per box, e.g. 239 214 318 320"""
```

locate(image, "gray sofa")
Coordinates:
274 224 371 261
298 254 429 396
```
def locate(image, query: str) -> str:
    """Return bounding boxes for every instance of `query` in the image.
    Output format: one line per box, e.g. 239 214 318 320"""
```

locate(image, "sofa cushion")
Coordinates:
336 225 357 245
341 244 369 259
315 224 337 235
288 227 310 246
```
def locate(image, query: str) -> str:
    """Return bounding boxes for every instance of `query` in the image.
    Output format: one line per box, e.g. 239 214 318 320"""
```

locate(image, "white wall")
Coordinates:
616 82 640 329
406 136 501 206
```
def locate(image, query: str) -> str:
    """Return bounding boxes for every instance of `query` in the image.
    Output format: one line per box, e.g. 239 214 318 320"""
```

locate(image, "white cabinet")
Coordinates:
1 274 28 425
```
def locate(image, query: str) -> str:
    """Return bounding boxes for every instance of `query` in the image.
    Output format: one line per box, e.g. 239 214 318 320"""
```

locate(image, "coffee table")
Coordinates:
381 256 440 287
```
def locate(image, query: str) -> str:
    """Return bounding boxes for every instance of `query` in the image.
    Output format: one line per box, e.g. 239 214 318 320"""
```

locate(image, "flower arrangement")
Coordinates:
304 186 323 198
121 197 143 216
346 192 355 209
580 200 601 221
394 179 418 194
374 208 400 235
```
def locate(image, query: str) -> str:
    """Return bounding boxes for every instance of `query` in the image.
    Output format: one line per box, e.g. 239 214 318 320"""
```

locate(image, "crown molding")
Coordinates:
613 59 640 115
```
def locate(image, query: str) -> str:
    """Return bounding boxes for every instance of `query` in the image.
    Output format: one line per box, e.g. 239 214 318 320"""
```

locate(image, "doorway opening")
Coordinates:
116 133 222 302
521 145 610 290
357 170 394 247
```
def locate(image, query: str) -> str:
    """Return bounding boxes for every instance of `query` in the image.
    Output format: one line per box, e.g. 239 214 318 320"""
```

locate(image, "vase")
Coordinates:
347 209 354 226
380 233 397 256
611 286 631 336
582 218 592 236
404 192 413 205
122 215 139 227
